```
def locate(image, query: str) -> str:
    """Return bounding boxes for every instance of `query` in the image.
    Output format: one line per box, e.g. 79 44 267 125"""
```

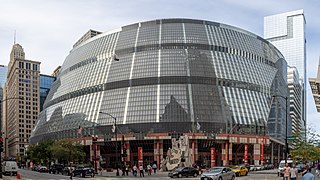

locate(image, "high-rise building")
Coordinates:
264 9 306 138
0 65 8 134
0 65 8 88
309 61 320 112
288 67 303 135
51 66 61 78
40 74 56 111
5 43 40 158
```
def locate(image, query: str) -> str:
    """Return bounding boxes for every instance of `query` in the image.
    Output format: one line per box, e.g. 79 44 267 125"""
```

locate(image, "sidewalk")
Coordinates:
96 169 168 178
2 176 17 180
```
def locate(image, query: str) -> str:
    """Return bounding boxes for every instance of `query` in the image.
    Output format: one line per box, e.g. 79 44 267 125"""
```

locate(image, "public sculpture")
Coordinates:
160 135 192 171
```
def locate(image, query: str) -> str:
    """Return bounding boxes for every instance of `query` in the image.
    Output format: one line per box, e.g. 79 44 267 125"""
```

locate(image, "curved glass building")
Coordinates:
30 19 287 144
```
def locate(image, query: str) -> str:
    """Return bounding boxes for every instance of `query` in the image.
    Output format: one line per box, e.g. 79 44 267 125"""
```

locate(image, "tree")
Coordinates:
50 139 85 166
26 139 54 165
27 139 85 166
291 127 320 162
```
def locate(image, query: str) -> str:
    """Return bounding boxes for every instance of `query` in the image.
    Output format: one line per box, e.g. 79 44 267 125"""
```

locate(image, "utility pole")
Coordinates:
99 112 119 176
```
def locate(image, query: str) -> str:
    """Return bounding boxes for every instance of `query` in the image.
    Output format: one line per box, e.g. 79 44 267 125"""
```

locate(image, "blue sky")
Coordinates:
0 0 319 131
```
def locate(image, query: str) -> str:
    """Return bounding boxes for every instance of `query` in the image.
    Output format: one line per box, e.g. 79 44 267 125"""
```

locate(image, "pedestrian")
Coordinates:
316 163 320 176
302 168 315 180
290 164 298 180
125 164 129 176
152 163 157 174
147 164 152 175
139 164 144 177
133 164 137 177
283 163 291 180
121 164 126 176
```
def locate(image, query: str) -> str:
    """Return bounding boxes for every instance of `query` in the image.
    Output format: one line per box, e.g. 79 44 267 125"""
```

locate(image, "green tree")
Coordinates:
291 127 320 162
50 139 85 166
26 139 54 165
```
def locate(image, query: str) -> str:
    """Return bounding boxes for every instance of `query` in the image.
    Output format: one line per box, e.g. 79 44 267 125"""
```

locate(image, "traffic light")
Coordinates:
0 137 3 152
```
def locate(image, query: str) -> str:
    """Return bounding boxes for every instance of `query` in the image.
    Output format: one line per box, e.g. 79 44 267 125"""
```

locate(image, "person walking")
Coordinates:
316 163 320 176
139 164 144 177
121 164 126 176
290 164 298 180
147 164 152 175
152 163 157 174
302 168 315 180
133 164 138 177
125 164 129 176
283 163 291 180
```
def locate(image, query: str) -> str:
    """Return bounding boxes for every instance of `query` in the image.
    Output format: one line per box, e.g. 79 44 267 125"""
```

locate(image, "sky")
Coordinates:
0 0 319 132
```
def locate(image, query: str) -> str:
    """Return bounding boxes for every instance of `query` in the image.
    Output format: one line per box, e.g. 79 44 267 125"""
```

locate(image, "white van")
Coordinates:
2 161 18 175
277 159 294 177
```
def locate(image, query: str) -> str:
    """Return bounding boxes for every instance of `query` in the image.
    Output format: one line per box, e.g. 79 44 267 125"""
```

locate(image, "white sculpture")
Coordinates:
161 135 192 171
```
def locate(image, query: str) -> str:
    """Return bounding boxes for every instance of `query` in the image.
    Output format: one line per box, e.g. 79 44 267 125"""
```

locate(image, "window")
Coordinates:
19 62 24 68
26 63 31 69
33 64 38 71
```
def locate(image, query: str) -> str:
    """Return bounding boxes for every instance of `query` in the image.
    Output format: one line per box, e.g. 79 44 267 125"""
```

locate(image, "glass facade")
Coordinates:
30 18 287 143
40 74 56 111
0 65 8 88
264 10 306 138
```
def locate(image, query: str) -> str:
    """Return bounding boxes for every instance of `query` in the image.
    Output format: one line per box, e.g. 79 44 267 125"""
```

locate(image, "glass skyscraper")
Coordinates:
0 65 8 88
40 74 56 111
264 10 306 137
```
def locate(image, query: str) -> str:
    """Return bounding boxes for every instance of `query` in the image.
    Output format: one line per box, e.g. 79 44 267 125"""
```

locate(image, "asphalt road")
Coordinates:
2 168 320 180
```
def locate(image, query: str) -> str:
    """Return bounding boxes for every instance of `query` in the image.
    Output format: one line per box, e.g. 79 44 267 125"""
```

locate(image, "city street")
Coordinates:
3 168 320 180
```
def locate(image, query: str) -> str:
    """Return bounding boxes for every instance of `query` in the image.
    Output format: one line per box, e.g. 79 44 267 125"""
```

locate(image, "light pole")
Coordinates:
0 97 23 178
99 111 119 176
273 95 288 164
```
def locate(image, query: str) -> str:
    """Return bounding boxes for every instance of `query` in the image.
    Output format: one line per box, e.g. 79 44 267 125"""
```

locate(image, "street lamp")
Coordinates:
272 95 288 164
99 111 119 176
0 97 23 178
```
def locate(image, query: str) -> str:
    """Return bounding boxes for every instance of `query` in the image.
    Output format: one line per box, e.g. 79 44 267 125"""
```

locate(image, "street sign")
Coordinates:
287 136 296 140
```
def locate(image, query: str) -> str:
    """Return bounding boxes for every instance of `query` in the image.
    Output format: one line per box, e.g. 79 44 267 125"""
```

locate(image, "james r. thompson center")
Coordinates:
30 18 289 168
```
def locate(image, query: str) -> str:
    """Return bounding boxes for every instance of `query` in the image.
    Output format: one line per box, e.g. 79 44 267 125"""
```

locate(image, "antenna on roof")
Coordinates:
14 30 16 44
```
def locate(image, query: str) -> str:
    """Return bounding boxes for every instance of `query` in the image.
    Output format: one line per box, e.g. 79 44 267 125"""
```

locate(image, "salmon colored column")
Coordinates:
254 144 260 165
244 144 248 164
261 139 265 165
222 143 229 166
191 140 198 164
228 143 233 162
138 147 143 167
125 141 130 162
154 140 160 166
210 148 215 168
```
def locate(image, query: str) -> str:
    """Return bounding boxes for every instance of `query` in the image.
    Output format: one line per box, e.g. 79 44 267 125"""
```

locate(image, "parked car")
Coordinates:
266 164 274 170
2 161 18 176
277 160 294 177
38 166 49 173
296 163 304 173
72 165 95 178
255 165 262 171
249 165 256 171
231 166 248 177
32 165 40 171
49 164 64 174
168 167 199 178
201 167 235 180
239 164 250 171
